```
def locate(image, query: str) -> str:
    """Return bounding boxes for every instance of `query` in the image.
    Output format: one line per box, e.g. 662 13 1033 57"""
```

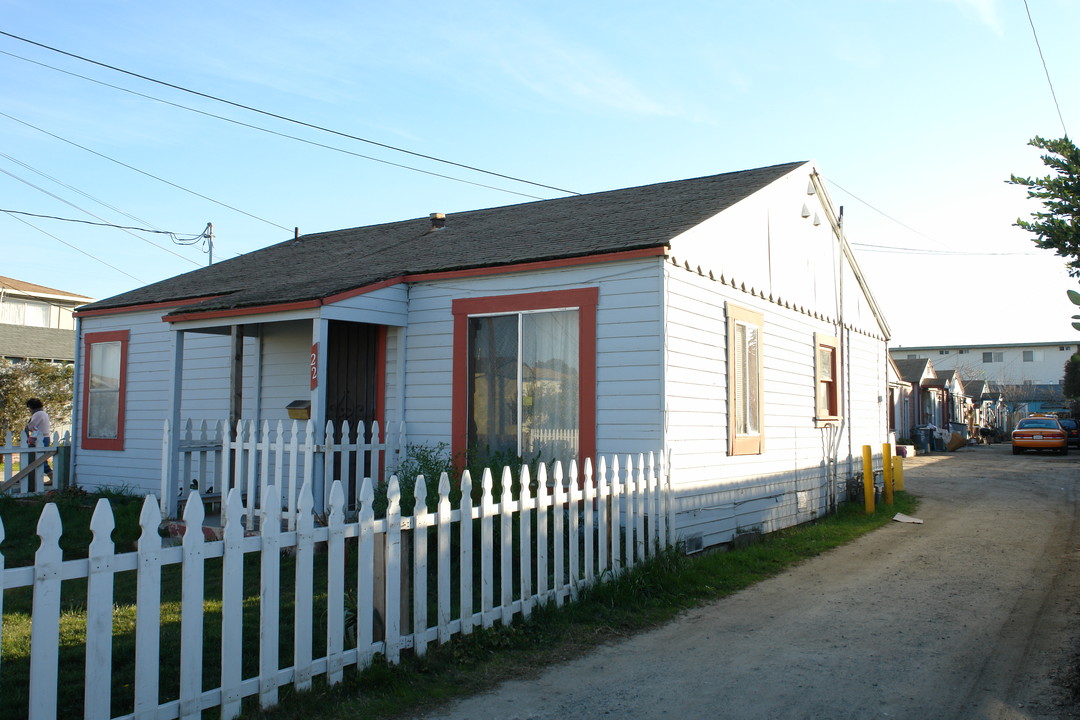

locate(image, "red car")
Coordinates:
1012 416 1068 455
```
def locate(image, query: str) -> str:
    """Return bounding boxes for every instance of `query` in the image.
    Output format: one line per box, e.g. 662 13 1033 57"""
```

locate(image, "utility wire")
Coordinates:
0 49 550 201
827 177 1038 256
0 208 206 239
1023 0 1069 138
2 211 143 282
0 165 202 264
0 31 581 196
0 148 167 232
0 110 291 232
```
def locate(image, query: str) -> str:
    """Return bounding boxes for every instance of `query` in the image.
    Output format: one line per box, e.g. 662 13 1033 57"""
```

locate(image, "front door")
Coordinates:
326 320 380 439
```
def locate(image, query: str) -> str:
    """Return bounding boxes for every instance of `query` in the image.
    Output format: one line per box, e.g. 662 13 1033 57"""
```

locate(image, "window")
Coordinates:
0 299 50 327
1061 346 1071 352
81 330 128 450
452 289 597 464
727 303 764 455
815 333 840 424
939 350 948 355
1023 350 1034 362
983 352 1003 363
906 354 917 359
959 349 970 355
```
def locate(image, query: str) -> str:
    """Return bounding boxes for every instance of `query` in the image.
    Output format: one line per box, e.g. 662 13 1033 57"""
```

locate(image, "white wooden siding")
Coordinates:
663 261 889 548
402 260 665 452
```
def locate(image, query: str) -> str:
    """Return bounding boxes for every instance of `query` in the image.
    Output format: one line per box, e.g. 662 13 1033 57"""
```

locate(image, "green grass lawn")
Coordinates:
1 488 918 720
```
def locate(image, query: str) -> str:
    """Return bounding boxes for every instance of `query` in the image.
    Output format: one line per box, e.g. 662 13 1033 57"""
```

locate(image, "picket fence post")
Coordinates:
294 481 315 691
85 499 115 719
179 492 206 720
356 477 376 663
518 465 533 619
384 477 402 663
327 480 346 685
552 462 565 606
412 475 429 658
259 483 282 709
29 503 61 720
499 467 513 626
436 472 452 643
535 463 549 602
479 468 494 627
134 497 163 720
458 470 474 635
220 488 245 720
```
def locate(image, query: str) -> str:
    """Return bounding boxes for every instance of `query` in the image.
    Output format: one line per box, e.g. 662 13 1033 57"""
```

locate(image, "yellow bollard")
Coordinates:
862 445 875 514
882 443 894 505
893 455 905 492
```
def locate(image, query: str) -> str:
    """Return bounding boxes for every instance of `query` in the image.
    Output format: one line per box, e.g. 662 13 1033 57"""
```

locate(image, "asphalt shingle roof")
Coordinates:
80 161 807 315
894 358 931 384
0 325 76 361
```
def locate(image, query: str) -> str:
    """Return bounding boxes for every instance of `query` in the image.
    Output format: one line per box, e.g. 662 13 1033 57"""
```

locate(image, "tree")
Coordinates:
1009 136 1080 276
0 360 74 437
1065 359 1080 400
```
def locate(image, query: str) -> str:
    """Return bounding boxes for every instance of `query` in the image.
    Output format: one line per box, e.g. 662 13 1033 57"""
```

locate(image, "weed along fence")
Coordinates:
163 418 406 528
1 452 672 720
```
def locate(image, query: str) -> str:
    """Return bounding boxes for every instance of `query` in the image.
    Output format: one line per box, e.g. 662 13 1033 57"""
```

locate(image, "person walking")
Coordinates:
25 397 52 485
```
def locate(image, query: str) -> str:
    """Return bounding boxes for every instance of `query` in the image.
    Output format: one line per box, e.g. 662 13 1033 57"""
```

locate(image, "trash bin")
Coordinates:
913 426 933 453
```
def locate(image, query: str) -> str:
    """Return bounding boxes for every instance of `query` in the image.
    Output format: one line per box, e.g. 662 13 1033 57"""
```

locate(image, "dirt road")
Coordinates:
419 444 1080 720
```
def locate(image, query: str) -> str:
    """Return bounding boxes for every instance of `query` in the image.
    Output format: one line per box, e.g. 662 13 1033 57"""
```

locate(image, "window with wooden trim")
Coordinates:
452 288 597 465
81 330 129 450
815 333 841 424
727 303 764 455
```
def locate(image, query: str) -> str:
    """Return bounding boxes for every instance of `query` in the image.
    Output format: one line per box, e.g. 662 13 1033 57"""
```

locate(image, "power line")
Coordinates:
0 31 581 197
0 110 292 233
1023 0 1069 138
0 49 551 202
0 208 207 239
827 177 1038 257
2 211 143 282
0 165 202 264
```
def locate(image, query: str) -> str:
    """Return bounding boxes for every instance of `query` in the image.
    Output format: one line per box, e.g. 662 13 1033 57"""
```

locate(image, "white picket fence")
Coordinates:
1 452 671 720
0 430 67 494
163 418 405 529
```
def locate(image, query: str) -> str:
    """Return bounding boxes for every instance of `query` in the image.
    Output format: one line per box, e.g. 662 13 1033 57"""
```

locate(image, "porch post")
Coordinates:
164 329 185 519
312 318 329 511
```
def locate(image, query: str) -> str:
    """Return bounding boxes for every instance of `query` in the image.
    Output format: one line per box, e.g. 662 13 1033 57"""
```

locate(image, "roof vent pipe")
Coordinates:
430 212 446 230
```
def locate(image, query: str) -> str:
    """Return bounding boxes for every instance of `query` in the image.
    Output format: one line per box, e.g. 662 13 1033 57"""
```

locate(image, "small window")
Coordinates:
939 350 948 355
1061 346 1071 352
1023 350 1034 362
81 330 129 450
959 349 970 355
727 303 764 455
907 354 917 359
983 352 1003 363
815 333 841 424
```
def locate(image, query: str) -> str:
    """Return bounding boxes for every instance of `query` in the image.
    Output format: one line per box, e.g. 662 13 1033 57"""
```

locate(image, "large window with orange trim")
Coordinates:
82 330 128 450
453 288 597 465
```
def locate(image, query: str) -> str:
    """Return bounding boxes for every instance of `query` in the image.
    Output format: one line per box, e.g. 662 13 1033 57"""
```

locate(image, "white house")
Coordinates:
0 275 93 363
892 342 1076 387
72 161 892 550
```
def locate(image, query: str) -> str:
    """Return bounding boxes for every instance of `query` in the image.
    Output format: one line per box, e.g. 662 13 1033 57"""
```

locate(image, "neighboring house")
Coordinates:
892 342 1076 387
0 276 93 363
893 357 944 432
72 160 893 550
886 355 912 441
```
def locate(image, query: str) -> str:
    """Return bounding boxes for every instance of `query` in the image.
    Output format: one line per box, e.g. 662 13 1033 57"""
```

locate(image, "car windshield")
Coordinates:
1059 419 1077 428
1017 419 1059 429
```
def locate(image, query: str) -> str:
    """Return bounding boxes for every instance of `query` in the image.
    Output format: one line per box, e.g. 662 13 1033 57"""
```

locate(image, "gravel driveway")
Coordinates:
418 444 1080 720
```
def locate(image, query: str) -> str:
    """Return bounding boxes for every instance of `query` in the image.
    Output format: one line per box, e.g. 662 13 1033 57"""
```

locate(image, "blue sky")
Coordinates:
2 0 1077 347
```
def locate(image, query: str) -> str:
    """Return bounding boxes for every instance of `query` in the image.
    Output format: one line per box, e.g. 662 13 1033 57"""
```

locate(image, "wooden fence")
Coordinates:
163 418 405 528
1 452 671 720
0 430 66 494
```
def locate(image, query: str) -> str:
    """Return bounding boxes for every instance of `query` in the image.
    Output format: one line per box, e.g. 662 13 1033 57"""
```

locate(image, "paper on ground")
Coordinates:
893 513 923 524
